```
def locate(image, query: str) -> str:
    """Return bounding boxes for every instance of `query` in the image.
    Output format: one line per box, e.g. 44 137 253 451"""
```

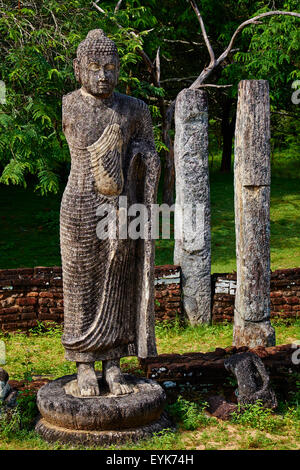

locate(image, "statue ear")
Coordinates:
73 58 81 83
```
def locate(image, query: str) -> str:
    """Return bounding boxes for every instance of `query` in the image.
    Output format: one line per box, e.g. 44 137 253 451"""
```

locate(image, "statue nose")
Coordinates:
97 69 106 81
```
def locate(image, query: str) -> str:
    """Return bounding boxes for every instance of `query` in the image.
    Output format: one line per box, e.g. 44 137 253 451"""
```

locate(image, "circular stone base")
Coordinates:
35 373 173 446
35 413 172 447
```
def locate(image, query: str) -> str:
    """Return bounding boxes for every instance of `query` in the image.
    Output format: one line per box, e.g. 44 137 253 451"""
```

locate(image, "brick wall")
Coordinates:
0 265 182 332
139 344 299 399
212 268 300 322
1 265 299 332
154 265 181 322
0 267 64 331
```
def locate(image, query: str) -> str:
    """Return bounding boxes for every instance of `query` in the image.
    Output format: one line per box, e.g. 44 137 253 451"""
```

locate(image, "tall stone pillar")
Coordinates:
234 80 275 347
174 88 211 325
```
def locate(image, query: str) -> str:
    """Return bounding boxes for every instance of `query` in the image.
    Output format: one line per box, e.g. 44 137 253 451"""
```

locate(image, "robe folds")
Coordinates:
60 89 160 362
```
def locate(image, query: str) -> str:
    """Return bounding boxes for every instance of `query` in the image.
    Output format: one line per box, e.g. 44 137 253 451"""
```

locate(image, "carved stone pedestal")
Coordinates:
35 373 172 447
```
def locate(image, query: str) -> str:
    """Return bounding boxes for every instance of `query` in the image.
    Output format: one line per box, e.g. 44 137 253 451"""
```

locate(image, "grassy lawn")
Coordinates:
0 320 299 450
0 152 299 272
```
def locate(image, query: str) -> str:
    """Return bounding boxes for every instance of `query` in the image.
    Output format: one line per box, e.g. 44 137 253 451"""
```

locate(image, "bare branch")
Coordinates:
92 1 106 16
114 0 123 13
160 76 198 83
48 9 59 32
271 110 299 118
190 10 300 89
217 10 300 66
189 0 215 65
163 39 204 46
198 84 233 88
155 47 161 86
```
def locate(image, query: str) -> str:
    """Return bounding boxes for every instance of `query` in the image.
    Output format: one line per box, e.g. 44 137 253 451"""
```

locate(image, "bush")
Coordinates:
230 401 282 433
166 395 210 430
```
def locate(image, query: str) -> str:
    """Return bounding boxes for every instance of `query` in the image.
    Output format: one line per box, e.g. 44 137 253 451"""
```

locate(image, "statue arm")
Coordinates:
132 101 161 201
130 101 160 358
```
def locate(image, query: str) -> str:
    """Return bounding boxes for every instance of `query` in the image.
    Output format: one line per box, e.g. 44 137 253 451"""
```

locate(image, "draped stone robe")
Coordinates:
60 89 160 362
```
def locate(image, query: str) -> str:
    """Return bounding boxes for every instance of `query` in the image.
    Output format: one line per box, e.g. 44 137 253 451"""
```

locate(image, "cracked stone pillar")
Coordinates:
174 88 211 325
233 80 275 347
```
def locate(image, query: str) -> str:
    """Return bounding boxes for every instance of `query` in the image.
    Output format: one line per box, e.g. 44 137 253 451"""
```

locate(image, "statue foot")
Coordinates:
103 359 134 396
76 362 100 397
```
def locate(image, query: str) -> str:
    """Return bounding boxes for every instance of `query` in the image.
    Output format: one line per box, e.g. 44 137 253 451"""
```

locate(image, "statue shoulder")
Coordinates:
62 90 83 127
115 92 150 117
62 89 81 110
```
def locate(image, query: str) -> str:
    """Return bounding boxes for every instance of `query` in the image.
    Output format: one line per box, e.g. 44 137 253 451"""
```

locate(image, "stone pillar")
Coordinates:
233 80 275 347
174 88 211 325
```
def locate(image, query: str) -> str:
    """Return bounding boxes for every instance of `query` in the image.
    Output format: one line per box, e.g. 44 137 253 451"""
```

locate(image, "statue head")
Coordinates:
74 29 120 99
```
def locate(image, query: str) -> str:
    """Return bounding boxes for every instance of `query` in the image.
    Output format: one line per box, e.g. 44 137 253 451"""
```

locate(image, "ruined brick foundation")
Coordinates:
1 266 299 332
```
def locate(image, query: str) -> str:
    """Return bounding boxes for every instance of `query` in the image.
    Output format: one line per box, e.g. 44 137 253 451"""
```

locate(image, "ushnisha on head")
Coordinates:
74 29 120 99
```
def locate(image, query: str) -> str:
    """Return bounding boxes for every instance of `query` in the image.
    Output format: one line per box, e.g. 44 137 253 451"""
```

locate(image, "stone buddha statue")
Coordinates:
60 29 160 397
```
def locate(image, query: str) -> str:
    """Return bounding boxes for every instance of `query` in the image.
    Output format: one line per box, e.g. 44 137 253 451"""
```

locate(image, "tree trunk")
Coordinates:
162 104 175 206
220 98 235 173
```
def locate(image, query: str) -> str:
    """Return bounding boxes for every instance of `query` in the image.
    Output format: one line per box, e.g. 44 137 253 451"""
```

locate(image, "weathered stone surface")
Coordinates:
207 395 238 420
234 80 275 347
0 368 18 407
140 344 299 399
224 352 277 409
0 367 10 401
57 29 162 399
174 88 211 325
61 30 160 368
35 413 172 447
35 373 173 446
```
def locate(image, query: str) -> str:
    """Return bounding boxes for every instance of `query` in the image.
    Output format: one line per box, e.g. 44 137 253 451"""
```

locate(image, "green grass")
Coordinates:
1 151 299 272
0 184 62 268
2 319 298 382
0 320 299 450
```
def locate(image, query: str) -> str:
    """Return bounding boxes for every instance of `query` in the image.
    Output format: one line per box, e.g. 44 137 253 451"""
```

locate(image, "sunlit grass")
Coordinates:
0 319 299 451
1 319 298 381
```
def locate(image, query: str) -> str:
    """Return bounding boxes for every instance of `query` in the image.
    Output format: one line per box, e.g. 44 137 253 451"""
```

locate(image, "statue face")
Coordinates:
75 53 119 99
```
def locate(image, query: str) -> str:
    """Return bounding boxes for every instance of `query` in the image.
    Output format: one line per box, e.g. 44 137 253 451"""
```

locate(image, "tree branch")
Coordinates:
160 76 198 83
190 10 300 88
189 0 215 66
217 10 300 67
198 84 233 88
155 47 161 86
114 0 123 13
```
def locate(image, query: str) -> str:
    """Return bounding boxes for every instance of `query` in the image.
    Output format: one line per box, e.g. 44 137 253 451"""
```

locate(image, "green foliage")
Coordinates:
0 404 21 438
117 427 178 451
34 209 59 231
29 320 63 338
0 392 37 439
167 396 210 430
0 0 299 191
230 401 283 432
155 316 186 338
0 0 166 194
